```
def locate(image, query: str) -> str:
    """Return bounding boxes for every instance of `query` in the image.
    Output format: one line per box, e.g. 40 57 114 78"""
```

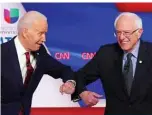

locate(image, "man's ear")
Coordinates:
137 28 143 38
22 28 28 39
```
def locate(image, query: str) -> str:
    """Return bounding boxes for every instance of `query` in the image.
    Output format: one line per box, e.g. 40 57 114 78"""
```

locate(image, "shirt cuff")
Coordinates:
67 80 76 87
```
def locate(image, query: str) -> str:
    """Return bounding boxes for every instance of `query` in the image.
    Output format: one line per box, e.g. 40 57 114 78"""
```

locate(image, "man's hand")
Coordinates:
80 91 102 107
60 81 75 94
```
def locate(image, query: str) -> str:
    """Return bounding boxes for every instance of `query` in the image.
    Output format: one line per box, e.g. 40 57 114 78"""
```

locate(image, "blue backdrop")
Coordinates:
23 3 152 106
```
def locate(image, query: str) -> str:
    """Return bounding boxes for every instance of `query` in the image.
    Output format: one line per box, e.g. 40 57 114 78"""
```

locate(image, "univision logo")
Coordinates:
4 8 19 24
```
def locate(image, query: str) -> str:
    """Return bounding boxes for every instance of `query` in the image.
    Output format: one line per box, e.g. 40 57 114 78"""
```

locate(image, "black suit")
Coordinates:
1 37 74 115
73 40 152 114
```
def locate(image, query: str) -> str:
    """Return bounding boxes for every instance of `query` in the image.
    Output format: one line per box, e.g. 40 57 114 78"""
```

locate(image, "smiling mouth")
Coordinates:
37 42 42 45
121 41 129 44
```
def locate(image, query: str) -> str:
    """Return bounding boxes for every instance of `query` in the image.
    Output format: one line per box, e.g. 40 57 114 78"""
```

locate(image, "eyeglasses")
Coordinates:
114 29 139 37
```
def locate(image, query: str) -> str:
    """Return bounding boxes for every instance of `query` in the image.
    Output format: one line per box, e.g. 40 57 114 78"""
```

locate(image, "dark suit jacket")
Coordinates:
1 37 74 115
73 40 152 115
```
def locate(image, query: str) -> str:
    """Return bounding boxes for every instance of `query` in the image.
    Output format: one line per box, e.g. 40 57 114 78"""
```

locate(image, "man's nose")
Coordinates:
41 34 46 42
119 32 125 40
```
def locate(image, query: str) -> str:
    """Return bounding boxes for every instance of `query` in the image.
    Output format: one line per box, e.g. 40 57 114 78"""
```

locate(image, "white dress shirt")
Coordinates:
14 37 36 83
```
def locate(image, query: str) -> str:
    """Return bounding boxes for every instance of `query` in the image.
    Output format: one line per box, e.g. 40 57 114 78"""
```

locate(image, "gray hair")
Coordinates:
17 11 47 33
114 12 142 29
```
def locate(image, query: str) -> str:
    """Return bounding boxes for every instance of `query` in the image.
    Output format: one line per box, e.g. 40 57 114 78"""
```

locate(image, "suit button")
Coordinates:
129 105 132 107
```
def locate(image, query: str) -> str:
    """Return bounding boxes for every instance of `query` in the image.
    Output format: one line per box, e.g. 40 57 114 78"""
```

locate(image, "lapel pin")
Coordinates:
139 60 142 64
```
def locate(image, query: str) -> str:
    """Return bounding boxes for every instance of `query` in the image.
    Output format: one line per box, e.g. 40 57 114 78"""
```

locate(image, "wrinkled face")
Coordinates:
115 16 143 52
23 19 48 51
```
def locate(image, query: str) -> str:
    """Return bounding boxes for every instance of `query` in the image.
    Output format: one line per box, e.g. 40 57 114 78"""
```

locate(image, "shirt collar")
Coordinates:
123 40 140 60
14 36 27 56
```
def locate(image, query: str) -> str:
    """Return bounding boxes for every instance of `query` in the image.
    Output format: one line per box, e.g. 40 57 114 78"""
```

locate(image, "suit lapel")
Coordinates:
130 41 151 102
8 37 43 97
9 38 23 87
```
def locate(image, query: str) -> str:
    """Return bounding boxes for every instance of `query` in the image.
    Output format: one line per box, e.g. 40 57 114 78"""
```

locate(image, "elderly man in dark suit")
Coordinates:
1 11 75 115
61 12 152 115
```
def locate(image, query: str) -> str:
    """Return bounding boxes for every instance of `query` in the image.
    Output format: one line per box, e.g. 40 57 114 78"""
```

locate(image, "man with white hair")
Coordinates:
1 11 75 115
61 12 152 114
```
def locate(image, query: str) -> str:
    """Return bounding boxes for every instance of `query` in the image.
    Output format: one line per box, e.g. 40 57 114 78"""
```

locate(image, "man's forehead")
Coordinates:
35 26 48 32
33 20 48 30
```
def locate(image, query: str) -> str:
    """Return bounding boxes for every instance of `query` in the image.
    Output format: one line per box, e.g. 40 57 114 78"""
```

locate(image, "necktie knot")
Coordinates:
24 52 34 87
127 53 133 60
25 52 31 66
25 52 30 60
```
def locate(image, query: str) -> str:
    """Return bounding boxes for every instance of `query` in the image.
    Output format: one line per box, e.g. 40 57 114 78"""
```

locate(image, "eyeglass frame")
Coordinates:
114 28 139 38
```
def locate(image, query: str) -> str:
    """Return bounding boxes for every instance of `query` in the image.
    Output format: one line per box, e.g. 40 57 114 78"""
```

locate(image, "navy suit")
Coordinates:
73 40 152 114
1 37 74 115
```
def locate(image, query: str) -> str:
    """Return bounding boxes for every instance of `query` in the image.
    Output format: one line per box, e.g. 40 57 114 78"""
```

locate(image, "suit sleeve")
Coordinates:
46 56 74 82
41 45 74 82
72 47 102 101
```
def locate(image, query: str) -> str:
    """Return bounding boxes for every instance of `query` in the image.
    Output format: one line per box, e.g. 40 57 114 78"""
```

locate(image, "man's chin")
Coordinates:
36 44 42 50
32 47 40 52
121 46 132 52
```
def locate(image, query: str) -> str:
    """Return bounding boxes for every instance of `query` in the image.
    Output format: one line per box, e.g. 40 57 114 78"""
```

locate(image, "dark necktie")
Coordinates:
123 53 133 95
19 52 34 115
24 52 34 87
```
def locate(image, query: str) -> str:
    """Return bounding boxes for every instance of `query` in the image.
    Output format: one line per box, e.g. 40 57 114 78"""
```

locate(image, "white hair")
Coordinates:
114 12 143 29
17 11 47 33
